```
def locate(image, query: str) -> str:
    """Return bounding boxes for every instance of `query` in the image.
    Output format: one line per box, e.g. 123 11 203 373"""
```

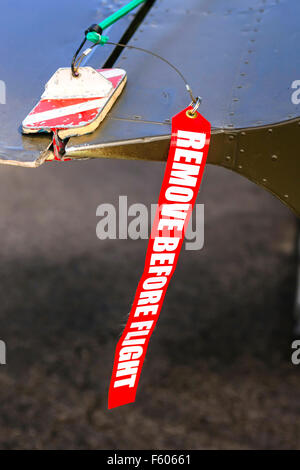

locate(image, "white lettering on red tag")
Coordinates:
108 107 211 408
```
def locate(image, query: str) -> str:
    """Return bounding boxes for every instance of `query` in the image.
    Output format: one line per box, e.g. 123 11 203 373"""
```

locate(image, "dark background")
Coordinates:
0 158 299 449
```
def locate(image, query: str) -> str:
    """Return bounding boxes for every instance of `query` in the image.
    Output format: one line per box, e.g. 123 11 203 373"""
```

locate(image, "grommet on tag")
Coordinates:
186 110 198 119
186 96 202 118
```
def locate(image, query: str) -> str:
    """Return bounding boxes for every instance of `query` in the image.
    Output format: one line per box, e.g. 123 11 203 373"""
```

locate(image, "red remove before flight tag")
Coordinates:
108 106 211 409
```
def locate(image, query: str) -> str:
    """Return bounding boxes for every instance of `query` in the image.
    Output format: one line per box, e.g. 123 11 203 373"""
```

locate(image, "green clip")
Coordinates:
99 35 109 46
86 32 109 45
86 31 101 44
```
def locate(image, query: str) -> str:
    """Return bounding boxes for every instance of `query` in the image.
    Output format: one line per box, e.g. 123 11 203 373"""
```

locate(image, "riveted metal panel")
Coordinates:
66 0 300 215
0 0 299 216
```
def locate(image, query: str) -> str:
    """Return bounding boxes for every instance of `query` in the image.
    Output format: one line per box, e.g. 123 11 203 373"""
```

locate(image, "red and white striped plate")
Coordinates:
22 68 126 134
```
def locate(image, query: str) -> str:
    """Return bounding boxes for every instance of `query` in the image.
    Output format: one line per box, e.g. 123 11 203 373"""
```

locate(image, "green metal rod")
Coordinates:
86 0 146 43
100 0 146 30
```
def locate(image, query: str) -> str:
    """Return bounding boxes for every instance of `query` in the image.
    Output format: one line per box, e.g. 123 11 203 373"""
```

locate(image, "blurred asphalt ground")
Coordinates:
0 157 299 449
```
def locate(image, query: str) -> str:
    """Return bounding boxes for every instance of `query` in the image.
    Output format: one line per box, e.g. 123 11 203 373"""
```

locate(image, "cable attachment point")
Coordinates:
71 24 104 77
186 96 202 118
85 24 103 44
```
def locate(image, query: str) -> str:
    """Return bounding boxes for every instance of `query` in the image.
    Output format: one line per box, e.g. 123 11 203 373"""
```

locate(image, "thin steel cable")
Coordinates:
72 40 198 103
106 41 197 103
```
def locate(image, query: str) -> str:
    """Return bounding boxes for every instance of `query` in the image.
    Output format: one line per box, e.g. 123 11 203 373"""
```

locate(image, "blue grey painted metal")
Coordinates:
64 0 300 216
0 0 299 215
0 0 135 165
68 0 300 151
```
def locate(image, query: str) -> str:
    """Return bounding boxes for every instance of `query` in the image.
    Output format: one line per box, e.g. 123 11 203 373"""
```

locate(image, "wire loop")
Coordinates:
71 37 88 77
190 96 202 114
